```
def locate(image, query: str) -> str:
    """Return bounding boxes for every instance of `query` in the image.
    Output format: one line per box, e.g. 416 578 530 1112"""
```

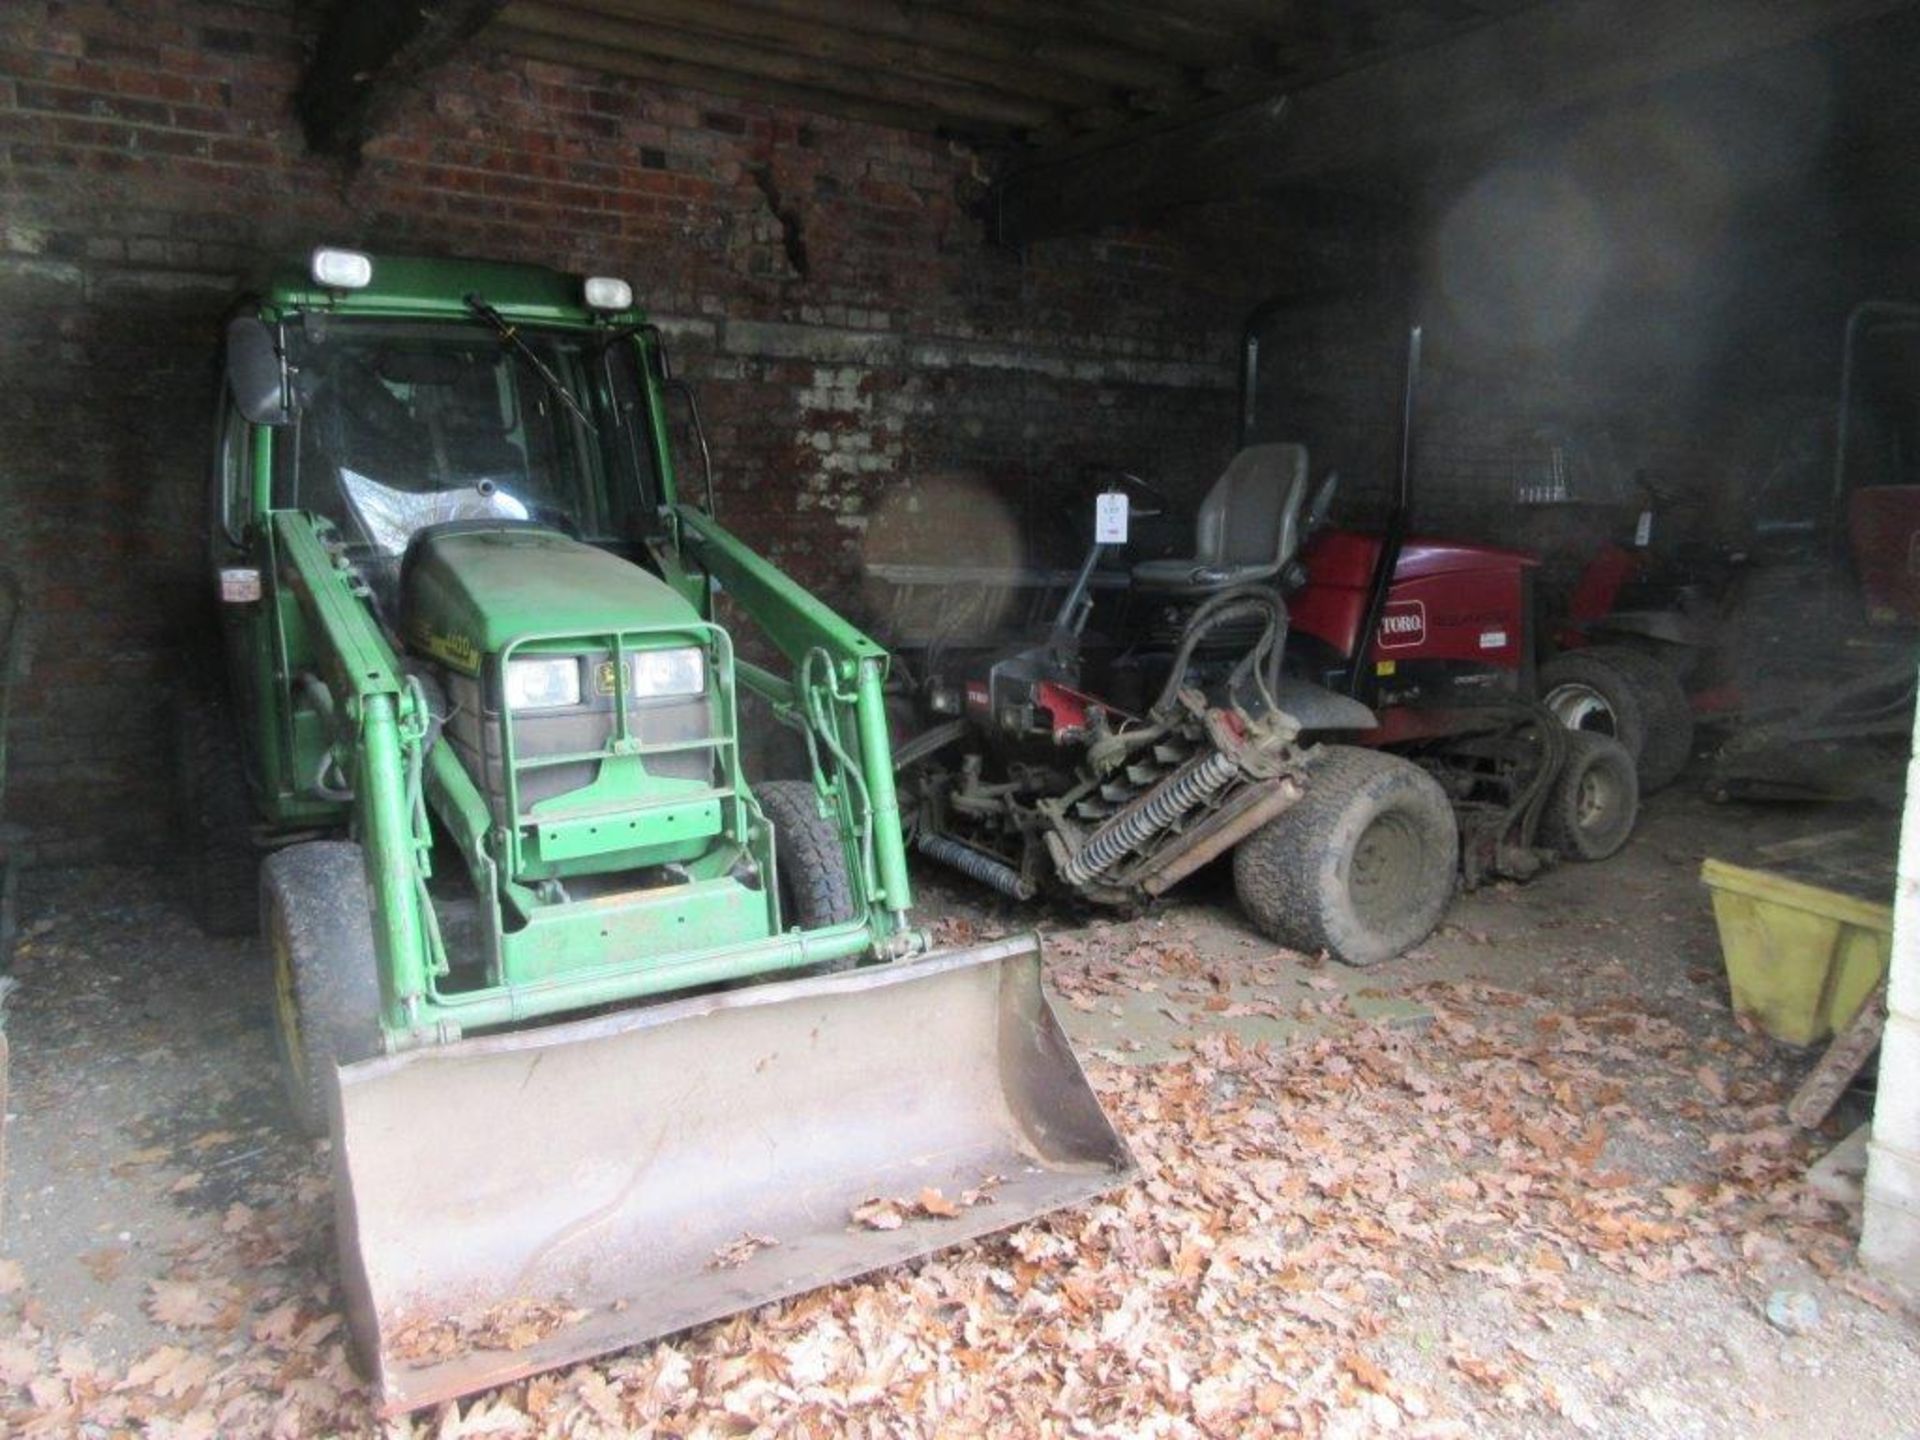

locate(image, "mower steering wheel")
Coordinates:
1101 471 1171 520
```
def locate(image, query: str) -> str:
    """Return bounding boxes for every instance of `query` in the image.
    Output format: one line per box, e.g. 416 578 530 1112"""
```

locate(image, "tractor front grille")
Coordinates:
441 658 715 821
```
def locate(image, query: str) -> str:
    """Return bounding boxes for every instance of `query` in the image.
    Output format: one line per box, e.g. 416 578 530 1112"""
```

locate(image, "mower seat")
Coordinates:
1131 443 1310 596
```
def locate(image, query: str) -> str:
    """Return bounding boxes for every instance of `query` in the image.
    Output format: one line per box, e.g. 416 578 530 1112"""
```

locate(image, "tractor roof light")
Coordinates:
310 247 373 290
583 276 633 311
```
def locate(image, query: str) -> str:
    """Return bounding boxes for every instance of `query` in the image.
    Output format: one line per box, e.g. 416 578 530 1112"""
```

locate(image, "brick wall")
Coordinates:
0 0 1379 857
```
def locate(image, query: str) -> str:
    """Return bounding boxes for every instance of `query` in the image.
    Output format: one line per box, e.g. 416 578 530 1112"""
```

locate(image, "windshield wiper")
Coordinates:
463 293 592 426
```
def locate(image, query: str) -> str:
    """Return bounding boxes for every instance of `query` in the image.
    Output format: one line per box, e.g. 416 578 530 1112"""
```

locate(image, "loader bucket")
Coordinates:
329 933 1135 1415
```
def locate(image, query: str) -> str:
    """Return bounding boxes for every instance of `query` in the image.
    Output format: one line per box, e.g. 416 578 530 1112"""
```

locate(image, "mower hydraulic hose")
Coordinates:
1153 585 1286 717
1512 702 1568 848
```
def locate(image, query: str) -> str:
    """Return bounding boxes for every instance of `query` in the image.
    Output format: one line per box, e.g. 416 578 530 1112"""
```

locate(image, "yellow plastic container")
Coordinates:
1700 858 1892 1047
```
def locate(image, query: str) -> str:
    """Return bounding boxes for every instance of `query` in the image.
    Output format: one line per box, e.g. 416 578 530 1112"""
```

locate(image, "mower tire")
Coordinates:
262 842 383 1137
759 780 859 937
1580 645 1693 793
1232 745 1457 968
1539 650 1648 764
171 676 259 936
1537 731 1639 862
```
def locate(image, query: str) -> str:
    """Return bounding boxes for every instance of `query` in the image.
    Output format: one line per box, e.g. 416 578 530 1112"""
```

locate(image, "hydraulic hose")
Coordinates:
1151 584 1287 718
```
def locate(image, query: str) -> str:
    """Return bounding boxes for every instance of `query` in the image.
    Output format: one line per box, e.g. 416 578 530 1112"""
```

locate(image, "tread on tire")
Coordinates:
1537 730 1639 862
1539 651 1648 764
262 841 384 1138
1579 645 1693 793
758 780 859 940
1232 745 1458 968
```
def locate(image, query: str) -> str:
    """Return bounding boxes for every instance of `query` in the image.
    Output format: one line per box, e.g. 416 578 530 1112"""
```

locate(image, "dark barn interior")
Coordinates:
2 2 1920 1434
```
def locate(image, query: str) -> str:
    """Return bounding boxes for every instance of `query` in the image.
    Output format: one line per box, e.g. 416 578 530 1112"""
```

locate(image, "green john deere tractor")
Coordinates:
178 248 1131 1414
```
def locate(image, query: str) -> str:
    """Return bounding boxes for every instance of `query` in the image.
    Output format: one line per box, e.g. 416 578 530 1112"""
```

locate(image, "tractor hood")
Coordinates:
400 525 701 673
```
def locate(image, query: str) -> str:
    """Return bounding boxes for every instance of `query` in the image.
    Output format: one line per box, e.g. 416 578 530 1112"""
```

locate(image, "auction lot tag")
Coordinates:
1095 492 1130 544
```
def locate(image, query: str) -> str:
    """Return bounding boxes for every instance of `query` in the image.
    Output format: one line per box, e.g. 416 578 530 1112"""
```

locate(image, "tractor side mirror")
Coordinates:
225 316 291 426
1306 471 1340 532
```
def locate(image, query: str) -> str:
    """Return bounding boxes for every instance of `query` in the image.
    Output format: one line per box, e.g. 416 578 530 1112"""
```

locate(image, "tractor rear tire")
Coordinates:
759 780 859 940
1537 731 1639 862
171 677 259 936
1538 651 1648 766
1580 645 1693 793
1232 745 1458 968
262 842 384 1138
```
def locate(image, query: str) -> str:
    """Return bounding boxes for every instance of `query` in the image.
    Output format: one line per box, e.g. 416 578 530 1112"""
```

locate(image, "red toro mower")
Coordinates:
885 329 1639 967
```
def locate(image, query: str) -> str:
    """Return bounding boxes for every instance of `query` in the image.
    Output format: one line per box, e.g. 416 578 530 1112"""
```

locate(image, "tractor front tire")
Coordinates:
262 842 384 1138
1580 645 1694 793
1232 745 1458 968
759 780 859 939
172 679 259 936
1537 731 1639 862
1539 651 1648 766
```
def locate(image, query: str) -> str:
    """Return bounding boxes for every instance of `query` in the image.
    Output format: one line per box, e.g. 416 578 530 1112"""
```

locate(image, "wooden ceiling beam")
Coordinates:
502 2 1057 128
704 0 1195 95
922 0 1267 74
486 25 1008 137
996 0 1914 242
298 0 511 156
554 0 1114 109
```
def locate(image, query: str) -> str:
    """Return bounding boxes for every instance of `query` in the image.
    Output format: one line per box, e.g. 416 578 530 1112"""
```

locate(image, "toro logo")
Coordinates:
1377 600 1427 650
965 681 992 714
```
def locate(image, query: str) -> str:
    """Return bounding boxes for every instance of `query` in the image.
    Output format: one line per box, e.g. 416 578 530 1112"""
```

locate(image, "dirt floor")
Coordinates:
0 784 1916 1436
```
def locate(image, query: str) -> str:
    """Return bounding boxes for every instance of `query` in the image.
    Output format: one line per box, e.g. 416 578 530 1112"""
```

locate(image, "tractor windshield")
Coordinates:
272 318 657 556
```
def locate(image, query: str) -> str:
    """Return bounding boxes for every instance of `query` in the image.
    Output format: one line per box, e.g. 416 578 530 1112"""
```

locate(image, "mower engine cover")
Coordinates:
1292 531 1537 700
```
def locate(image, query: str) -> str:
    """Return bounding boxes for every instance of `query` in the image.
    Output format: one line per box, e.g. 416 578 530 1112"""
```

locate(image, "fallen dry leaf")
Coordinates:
0 1340 37 1388
79 1246 127 1283
390 1299 586 1361
850 1197 904 1231
916 1188 961 1219
709 1234 781 1269
146 1280 229 1330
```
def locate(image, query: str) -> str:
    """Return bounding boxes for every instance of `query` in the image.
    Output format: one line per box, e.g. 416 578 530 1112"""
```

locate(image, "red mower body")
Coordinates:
1846 485 1920 626
1292 530 1538 676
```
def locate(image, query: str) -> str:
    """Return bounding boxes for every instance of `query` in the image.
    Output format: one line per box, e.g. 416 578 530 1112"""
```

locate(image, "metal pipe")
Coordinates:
854 656 913 927
418 917 879 1032
1138 776 1302 896
1350 323 1421 700
358 694 431 1025
918 832 1035 900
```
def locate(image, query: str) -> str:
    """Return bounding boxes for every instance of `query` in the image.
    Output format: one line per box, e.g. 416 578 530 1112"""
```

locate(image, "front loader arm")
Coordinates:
272 512 437 1038
674 504 913 930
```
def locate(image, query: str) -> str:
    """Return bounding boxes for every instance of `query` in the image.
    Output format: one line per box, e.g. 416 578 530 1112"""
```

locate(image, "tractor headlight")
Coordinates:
628 646 706 699
505 656 582 710
310 246 373 290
